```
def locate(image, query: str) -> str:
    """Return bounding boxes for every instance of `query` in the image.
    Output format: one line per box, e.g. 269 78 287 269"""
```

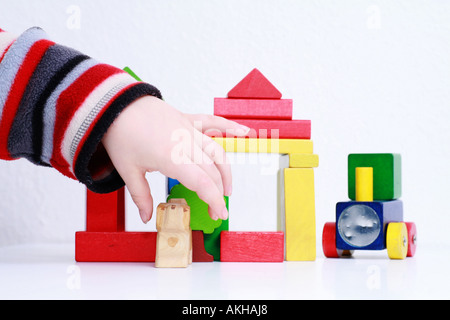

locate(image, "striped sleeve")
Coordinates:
0 27 162 193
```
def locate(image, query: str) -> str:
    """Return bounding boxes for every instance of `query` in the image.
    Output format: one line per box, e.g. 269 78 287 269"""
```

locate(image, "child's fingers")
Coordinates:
168 159 228 220
192 143 224 196
198 134 233 196
120 168 154 223
186 114 250 136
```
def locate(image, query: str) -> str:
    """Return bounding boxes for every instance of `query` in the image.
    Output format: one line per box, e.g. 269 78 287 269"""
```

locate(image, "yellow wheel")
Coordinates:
387 222 408 260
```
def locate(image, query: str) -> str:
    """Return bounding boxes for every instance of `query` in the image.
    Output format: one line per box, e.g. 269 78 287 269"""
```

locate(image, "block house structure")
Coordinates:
75 68 319 263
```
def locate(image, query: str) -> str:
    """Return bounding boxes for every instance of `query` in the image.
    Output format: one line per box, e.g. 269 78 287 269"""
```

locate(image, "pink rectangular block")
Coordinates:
214 98 292 120
206 118 311 139
220 231 284 262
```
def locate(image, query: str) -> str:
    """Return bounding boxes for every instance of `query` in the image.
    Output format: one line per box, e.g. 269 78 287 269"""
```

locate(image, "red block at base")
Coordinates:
75 231 157 262
206 119 311 139
75 231 214 263
220 231 284 262
214 98 292 120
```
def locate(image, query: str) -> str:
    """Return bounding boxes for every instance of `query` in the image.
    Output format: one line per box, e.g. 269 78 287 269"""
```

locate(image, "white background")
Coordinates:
0 0 449 300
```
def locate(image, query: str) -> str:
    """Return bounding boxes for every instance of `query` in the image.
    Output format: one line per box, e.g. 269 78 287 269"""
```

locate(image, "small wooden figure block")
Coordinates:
155 199 192 268
206 118 311 139
227 68 283 99
355 167 373 201
214 98 293 120
212 137 313 155
284 168 316 261
220 231 284 262
86 187 125 232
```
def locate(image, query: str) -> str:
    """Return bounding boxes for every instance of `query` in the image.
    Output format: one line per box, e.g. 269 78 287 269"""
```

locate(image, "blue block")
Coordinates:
167 178 180 195
335 200 403 251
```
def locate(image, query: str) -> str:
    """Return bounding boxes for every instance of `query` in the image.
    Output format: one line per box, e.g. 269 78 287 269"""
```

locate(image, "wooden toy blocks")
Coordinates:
75 231 157 262
208 118 311 139
335 199 404 251
155 199 193 268
323 153 416 260
86 188 125 232
214 98 293 120
284 168 316 261
212 137 313 154
227 68 282 99
220 231 284 262
348 153 401 201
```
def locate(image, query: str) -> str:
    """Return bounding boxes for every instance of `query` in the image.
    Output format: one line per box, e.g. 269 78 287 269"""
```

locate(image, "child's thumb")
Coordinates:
122 169 154 224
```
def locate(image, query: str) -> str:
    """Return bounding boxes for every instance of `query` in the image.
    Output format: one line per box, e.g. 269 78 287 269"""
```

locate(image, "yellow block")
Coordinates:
284 168 316 261
212 137 313 155
355 167 373 201
289 153 319 168
387 222 408 260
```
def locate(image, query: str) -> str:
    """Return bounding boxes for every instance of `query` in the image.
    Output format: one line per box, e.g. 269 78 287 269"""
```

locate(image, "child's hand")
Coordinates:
102 96 250 224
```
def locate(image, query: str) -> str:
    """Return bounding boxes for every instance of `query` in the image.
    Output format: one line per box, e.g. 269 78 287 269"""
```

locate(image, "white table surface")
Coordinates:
0 242 447 300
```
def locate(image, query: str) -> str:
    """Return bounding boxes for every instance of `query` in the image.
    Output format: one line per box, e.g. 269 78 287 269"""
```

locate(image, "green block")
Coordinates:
167 184 226 234
204 216 228 261
348 153 401 200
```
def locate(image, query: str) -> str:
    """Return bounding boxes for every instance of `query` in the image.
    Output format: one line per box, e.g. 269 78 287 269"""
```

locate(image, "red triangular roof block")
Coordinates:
227 68 282 99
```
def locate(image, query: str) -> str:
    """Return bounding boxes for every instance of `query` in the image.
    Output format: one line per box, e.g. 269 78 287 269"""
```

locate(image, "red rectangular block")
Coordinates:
214 98 292 120
220 231 284 262
206 119 311 139
75 231 157 262
86 188 125 232
75 231 213 263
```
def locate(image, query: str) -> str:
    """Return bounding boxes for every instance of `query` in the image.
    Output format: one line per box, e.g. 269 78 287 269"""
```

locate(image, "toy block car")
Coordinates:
322 154 417 259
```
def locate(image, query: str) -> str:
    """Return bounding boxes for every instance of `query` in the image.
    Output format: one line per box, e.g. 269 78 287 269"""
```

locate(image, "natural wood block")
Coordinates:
155 199 192 268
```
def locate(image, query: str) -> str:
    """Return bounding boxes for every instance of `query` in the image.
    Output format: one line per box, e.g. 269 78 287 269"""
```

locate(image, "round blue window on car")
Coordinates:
338 204 381 247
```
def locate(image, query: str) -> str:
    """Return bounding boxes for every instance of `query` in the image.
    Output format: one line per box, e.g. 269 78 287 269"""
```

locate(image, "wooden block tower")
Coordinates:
213 68 318 261
168 68 319 262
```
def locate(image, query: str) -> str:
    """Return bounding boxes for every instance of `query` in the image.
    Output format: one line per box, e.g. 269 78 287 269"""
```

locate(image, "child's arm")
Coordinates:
0 27 248 223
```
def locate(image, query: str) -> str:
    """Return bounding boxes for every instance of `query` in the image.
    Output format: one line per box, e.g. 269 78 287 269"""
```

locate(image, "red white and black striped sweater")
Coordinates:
0 27 162 193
